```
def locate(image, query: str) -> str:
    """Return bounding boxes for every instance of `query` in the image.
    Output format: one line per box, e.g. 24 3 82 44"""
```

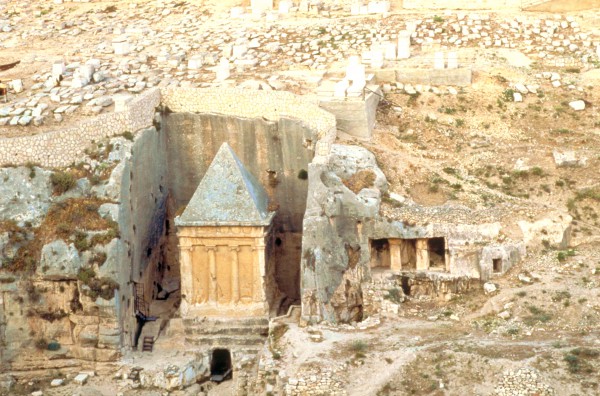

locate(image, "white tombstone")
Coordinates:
86 59 101 70
434 52 445 70
52 62 66 79
384 42 397 60
215 58 231 81
596 44 600 58
447 52 458 69
113 40 130 56
397 30 411 59
251 0 273 13
334 80 349 98
346 56 366 88
367 1 378 13
351 2 361 15
371 50 384 68
347 85 362 97
10 79 23 93
79 64 95 81
360 5 368 14
406 21 418 33
230 7 245 17
279 0 292 13
187 56 203 70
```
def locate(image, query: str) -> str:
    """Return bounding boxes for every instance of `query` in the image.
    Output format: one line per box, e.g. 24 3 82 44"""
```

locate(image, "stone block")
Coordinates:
73 373 89 385
447 52 458 69
433 52 445 69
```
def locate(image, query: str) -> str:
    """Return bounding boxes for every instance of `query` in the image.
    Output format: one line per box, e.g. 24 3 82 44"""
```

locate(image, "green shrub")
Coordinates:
73 231 90 252
77 267 96 283
297 169 308 180
121 131 134 141
47 341 61 351
50 171 76 195
34 338 48 350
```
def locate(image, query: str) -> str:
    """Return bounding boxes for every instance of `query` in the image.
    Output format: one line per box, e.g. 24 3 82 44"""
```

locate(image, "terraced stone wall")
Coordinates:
0 88 160 168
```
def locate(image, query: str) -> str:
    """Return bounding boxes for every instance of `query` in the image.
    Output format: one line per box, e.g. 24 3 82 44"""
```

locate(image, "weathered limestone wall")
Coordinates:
160 88 336 142
395 68 473 87
111 126 168 346
402 0 524 10
0 88 160 168
318 88 381 139
162 88 337 305
300 144 524 323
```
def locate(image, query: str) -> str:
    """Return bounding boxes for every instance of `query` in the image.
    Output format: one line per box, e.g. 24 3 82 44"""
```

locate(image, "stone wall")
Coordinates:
402 0 524 10
160 87 337 143
0 88 160 168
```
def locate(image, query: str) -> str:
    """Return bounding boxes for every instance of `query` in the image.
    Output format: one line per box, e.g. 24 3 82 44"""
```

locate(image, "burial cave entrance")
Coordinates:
493 258 502 273
428 237 446 270
210 348 233 382
369 239 391 269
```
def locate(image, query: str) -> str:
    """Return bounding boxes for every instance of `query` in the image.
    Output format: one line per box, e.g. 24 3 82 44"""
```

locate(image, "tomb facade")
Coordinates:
175 143 276 318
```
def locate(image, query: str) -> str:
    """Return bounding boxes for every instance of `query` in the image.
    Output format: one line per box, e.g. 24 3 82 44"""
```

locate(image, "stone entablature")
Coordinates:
178 225 272 318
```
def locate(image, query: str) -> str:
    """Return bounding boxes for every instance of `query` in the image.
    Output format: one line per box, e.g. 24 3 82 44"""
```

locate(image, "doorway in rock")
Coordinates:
210 349 233 382
492 258 502 274
369 239 391 269
428 237 446 270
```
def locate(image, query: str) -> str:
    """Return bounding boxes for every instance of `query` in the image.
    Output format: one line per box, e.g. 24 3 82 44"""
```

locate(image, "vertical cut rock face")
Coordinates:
0 126 169 371
163 113 318 305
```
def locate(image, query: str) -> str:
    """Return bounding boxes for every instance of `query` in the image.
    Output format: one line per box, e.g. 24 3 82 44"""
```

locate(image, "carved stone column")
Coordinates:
179 245 194 304
230 246 240 304
252 242 266 302
415 239 429 271
388 239 402 271
206 246 217 302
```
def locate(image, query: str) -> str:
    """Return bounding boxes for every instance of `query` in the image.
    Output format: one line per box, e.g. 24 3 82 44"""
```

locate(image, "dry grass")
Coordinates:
3 198 117 272
342 170 376 194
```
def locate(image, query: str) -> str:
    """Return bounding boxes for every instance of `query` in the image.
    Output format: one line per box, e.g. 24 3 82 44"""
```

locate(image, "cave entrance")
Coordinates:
428 237 446 270
377 238 447 272
369 239 391 269
210 349 233 383
492 258 502 273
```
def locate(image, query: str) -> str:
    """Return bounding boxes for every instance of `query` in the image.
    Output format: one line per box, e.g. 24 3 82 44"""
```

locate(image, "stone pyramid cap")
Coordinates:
175 143 274 227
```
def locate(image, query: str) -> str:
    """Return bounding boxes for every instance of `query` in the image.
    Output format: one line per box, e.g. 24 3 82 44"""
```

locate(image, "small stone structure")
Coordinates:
176 143 276 318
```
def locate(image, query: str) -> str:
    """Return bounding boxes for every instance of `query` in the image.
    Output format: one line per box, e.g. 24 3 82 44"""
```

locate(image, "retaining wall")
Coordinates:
402 0 525 10
161 87 337 143
0 88 161 168
0 87 337 169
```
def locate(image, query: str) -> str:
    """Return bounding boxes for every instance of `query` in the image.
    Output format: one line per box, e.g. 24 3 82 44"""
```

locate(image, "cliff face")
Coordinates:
0 126 168 375
300 145 528 324
164 113 319 306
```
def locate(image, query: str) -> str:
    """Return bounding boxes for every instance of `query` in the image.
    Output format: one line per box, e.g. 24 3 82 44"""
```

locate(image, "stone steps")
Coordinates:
184 325 268 336
182 316 269 351
184 334 266 348
182 317 268 328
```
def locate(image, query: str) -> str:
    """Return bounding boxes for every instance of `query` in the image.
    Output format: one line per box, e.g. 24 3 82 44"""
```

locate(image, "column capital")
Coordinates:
204 245 217 252
229 246 241 252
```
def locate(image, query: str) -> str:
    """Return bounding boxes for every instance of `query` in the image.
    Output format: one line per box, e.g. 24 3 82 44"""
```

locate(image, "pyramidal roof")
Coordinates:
175 143 274 227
